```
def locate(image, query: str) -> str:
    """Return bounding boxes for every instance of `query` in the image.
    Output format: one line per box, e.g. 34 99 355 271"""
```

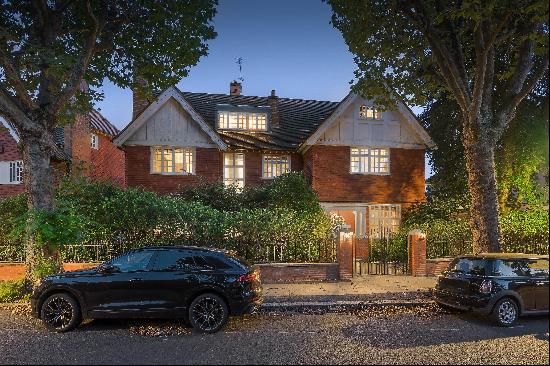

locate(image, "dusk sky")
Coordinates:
94 0 431 175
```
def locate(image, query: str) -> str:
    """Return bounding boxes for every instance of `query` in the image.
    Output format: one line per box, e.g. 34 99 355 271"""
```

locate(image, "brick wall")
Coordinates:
426 258 453 276
90 133 126 186
124 145 222 193
244 151 303 186
65 114 92 175
257 263 338 283
305 145 425 204
0 127 25 196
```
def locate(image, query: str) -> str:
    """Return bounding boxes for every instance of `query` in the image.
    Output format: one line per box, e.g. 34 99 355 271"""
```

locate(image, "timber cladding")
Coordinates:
305 145 426 204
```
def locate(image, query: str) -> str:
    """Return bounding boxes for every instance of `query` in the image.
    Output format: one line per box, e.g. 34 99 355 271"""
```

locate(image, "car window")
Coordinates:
203 255 234 270
151 250 196 271
448 258 488 276
110 251 154 273
493 259 530 277
525 259 549 278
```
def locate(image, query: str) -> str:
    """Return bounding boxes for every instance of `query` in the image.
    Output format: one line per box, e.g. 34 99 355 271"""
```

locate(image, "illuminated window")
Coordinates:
350 147 390 174
359 105 382 119
223 152 245 188
218 111 267 131
262 155 290 178
151 147 195 175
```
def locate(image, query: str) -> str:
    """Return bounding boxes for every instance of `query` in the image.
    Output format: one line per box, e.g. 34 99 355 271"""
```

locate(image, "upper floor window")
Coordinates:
223 152 245 188
350 147 390 174
262 155 290 179
91 133 99 149
151 147 195 175
218 111 267 131
359 105 382 120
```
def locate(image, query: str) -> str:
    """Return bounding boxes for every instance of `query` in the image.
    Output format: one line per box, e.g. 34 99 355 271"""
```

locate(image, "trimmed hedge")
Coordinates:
1 173 338 264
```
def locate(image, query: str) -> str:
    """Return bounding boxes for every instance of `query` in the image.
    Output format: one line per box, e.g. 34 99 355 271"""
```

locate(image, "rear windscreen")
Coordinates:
447 258 490 276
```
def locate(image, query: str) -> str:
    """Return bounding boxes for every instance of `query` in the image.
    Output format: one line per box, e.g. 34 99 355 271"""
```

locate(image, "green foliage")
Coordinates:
0 175 337 264
392 203 549 259
422 95 549 210
0 280 29 303
0 194 27 261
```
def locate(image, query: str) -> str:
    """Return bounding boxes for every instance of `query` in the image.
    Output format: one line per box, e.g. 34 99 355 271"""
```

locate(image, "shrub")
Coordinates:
0 280 29 302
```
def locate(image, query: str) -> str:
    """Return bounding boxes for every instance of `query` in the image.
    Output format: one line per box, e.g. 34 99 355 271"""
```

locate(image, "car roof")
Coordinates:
458 253 549 260
135 246 228 254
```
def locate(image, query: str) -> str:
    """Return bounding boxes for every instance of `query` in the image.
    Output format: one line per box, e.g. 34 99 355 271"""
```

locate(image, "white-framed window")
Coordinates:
151 147 195 175
359 105 382 120
368 204 401 240
350 147 390 174
91 133 99 149
9 161 23 183
218 111 267 131
223 152 245 188
262 155 290 179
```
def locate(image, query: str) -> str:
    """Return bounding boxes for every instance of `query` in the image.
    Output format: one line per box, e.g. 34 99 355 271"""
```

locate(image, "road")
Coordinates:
0 305 548 365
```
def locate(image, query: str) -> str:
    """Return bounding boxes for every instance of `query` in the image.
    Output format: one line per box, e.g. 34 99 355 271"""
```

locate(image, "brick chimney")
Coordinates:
267 89 279 125
132 76 151 120
230 80 242 96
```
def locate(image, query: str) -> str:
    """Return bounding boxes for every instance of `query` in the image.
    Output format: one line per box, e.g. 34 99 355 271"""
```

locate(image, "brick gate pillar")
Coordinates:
408 229 427 276
338 230 354 280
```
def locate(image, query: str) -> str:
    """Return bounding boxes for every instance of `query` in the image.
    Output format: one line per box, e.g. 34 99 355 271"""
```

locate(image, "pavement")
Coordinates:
0 305 547 364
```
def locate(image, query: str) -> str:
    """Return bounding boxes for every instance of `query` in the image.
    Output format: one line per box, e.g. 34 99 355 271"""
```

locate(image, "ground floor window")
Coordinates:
223 152 245 188
262 155 290 179
151 147 195 175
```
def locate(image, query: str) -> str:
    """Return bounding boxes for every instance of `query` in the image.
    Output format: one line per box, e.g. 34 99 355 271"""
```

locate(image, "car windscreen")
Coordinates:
447 258 490 276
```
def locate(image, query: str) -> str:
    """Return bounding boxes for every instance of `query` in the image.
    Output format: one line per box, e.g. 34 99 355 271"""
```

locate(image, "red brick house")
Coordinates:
0 109 125 197
114 82 435 238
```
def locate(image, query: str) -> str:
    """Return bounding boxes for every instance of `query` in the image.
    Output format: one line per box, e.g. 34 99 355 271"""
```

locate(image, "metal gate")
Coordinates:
353 205 408 275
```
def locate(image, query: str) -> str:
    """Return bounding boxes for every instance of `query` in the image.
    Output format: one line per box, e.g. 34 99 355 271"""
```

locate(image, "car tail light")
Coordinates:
237 271 259 283
479 279 492 294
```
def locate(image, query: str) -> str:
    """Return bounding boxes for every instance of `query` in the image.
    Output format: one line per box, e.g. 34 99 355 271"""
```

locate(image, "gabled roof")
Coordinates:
301 93 436 151
115 86 434 152
180 90 340 151
113 87 228 149
0 108 118 161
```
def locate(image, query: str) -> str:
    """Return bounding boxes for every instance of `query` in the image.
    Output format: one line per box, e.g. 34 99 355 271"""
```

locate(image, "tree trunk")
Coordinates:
462 118 502 253
21 130 60 284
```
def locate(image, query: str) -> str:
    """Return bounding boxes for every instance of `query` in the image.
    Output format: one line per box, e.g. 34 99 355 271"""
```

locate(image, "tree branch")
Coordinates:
0 85 41 135
0 45 38 113
469 21 489 125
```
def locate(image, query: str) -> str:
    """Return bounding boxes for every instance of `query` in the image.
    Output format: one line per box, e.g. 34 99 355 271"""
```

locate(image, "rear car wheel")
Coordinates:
189 293 228 333
491 297 518 327
40 293 82 332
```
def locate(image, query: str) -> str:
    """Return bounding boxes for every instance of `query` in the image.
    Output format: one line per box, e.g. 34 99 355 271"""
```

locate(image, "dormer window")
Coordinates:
218 110 268 131
359 105 382 120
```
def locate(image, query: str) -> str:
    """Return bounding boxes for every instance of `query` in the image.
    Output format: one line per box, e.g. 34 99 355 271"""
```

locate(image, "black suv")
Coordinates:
31 246 263 333
433 253 548 326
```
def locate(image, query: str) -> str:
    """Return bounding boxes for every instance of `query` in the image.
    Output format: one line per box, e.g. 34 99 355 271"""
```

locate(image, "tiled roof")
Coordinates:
178 89 340 151
89 109 119 137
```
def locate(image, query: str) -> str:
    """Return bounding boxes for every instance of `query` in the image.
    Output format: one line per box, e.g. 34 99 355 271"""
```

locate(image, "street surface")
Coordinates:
0 305 548 365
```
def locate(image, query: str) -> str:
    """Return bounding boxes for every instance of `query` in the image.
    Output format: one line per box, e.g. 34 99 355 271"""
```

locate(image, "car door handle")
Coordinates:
130 278 143 282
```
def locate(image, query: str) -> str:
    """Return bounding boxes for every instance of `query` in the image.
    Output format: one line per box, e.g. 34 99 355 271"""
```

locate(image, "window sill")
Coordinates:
150 172 196 176
349 172 391 176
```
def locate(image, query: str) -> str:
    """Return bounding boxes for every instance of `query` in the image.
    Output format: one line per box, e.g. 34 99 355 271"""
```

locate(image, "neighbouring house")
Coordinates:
0 109 125 197
114 81 435 240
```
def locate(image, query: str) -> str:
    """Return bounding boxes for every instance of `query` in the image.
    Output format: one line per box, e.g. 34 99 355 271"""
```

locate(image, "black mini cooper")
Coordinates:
31 246 263 333
433 253 549 326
